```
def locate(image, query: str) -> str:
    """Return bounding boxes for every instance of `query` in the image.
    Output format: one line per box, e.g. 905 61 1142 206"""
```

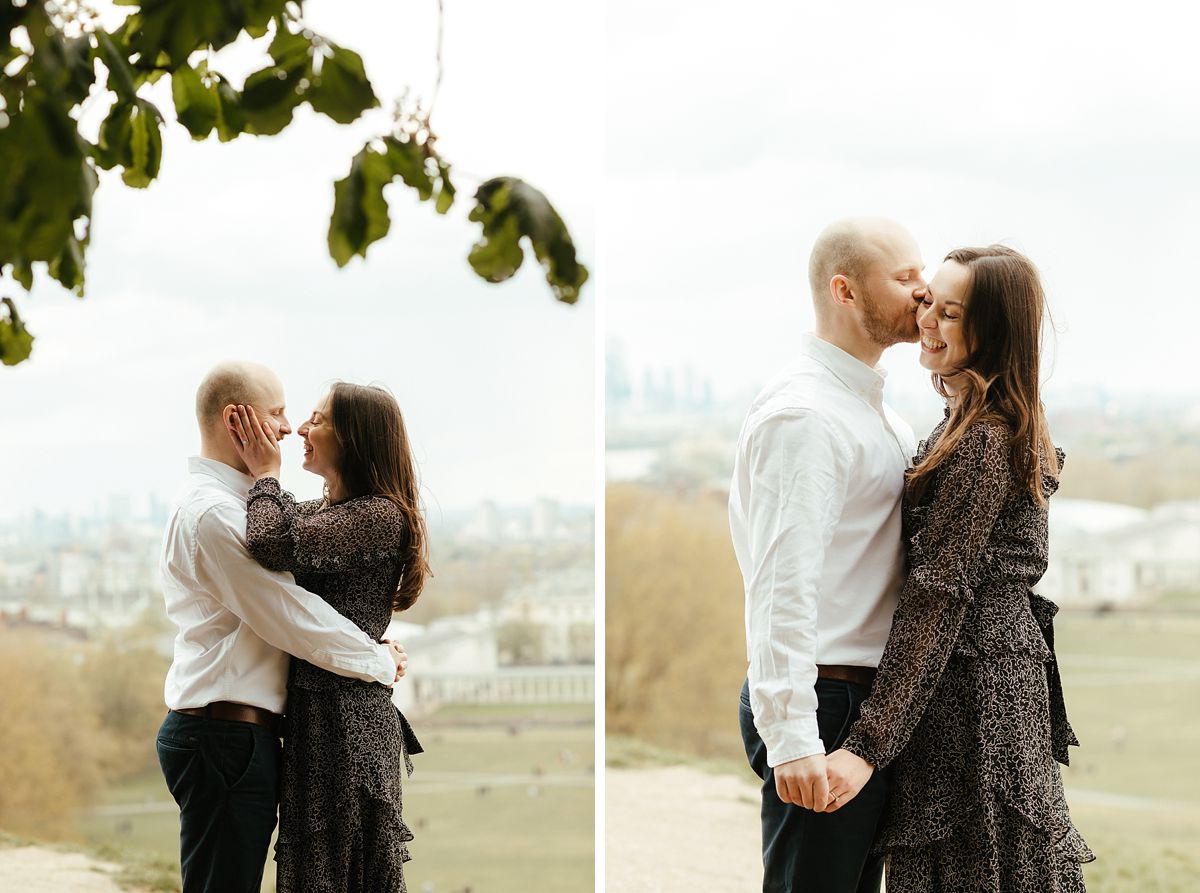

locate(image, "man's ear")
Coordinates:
222 404 238 433
830 274 855 308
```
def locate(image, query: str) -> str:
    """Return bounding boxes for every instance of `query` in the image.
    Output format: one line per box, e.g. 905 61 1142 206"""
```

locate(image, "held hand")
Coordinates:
824 749 875 813
384 639 408 682
773 753 830 812
226 403 281 479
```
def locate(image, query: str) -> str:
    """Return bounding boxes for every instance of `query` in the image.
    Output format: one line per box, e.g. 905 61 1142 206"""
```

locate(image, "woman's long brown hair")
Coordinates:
907 245 1057 506
327 382 430 612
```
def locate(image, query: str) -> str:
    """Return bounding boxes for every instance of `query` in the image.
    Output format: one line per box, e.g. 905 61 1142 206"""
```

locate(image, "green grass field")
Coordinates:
76 703 594 893
607 610 1200 893
1053 612 1200 892
1057 612 1200 803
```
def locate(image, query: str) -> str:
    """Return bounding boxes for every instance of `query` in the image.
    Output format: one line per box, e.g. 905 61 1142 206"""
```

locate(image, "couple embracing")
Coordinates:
731 219 1095 892
156 362 428 893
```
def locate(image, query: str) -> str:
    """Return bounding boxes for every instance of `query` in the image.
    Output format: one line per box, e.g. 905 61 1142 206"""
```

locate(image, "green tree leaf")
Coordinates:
0 5 31 57
122 100 163 188
125 0 240 69
327 148 393 267
0 298 34 366
309 43 379 125
48 235 86 296
10 259 33 291
384 136 434 201
245 0 288 38
50 34 95 106
0 93 91 274
435 161 456 215
241 57 310 136
97 31 137 100
213 78 246 142
96 100 133 170
22 5 93 106
268 23 311 66
467 210 525 284
468 178 589 304
171 63 218 139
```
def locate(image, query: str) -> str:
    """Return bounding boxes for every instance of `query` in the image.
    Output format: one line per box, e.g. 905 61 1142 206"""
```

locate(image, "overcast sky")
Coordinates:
2 0 598 522
606 0 1200 418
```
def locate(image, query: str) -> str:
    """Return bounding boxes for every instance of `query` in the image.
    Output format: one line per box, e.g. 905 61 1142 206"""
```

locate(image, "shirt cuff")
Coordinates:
369 643 398 686
759 716 824 768
313 645 396 686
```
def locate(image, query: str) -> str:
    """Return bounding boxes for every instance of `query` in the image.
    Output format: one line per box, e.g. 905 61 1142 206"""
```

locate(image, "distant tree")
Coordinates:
0 633 115 836
497 618 543 666
568 621 594 664
1057 446 1200 508
403 538 524 624
605 484 747 758
82 630 172 779
0 0 589 366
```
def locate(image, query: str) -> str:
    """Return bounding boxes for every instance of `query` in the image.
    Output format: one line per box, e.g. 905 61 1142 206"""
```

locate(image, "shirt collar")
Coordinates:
188 456 256 495
801 333 887 400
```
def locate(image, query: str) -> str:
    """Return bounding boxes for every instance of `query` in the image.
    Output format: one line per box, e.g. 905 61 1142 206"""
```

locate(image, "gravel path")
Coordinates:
0 845 154 892
606 764 763 892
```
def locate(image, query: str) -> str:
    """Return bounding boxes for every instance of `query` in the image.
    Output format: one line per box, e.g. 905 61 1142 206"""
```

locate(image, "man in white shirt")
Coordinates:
156 361 408 893
730 218 926 893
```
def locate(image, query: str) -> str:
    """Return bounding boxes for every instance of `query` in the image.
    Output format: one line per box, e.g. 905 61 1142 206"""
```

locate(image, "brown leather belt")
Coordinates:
817 664 876 689
174 701 283 735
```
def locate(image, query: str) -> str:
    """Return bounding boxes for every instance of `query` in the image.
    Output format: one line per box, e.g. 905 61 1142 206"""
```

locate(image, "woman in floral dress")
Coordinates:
229 381 429 893
824 246 1094 891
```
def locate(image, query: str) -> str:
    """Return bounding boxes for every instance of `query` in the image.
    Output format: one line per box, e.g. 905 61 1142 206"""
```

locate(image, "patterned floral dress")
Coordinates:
840 416 1094 892
246 477 415 893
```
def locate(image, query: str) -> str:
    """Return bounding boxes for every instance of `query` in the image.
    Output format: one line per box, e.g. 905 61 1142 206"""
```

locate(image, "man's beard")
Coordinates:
860 285 919 348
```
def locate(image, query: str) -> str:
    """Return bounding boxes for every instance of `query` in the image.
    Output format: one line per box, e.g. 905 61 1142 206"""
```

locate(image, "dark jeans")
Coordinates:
156 710 282 893
740 678 889 893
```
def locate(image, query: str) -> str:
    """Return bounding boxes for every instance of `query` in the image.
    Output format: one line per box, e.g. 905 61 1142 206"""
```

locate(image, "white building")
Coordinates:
384 612 497 713
384 609 594 712
1040 499 1200 606
499 566 594 664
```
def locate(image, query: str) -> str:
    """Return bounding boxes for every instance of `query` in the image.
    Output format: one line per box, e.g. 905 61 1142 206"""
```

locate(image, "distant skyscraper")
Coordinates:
661 368 677 412
462 500 503 541
148 492 169 526
531 498 561 540
108 493 132 524
606 338 633 410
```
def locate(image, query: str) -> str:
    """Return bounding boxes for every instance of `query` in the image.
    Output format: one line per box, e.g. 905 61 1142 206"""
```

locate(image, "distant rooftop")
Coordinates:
1050 499 1149 536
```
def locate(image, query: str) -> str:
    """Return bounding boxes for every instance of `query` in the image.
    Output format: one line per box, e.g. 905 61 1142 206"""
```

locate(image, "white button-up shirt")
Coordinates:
729 334 916 766
160 457 397 714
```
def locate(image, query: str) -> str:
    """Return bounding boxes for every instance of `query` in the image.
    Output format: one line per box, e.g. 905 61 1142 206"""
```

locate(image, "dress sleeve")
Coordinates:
246 477 406 574
189 502 397 685
841 422 1011 770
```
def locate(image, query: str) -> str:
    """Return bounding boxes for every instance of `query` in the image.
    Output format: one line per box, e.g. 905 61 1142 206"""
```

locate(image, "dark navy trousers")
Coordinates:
740 678 889 893
156 710 281 893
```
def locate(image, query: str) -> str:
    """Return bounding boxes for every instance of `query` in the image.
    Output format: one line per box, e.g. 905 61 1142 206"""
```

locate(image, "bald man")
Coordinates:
156 361 408 893
730 219 927 892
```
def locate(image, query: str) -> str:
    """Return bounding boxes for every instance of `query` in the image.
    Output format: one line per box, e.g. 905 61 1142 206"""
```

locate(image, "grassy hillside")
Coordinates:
606 484 1200 892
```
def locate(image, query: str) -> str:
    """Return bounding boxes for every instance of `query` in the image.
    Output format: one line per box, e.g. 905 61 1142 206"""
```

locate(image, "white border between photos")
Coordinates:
593 67 608 893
